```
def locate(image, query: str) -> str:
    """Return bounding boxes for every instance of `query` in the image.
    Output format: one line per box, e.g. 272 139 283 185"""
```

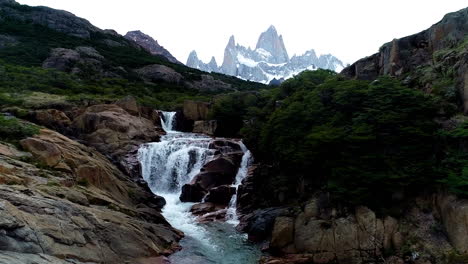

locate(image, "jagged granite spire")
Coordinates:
187 26 344 84
221 35 238 76
255 25 289 64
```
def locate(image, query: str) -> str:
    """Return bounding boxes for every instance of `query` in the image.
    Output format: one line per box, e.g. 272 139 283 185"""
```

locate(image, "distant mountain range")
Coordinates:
186 26 345 84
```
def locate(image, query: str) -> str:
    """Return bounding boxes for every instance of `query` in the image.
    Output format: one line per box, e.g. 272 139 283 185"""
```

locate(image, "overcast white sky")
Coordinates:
16 0 468 65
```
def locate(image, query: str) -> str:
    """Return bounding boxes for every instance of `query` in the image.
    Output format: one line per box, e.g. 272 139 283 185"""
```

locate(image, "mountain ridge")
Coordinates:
187 25 345 84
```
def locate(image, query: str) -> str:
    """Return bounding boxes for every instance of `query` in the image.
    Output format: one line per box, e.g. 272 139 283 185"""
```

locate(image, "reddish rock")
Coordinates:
204 185 236 205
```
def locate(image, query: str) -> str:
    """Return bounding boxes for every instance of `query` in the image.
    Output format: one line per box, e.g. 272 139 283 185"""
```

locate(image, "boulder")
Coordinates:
204 185 236 205
116 95 140 116
179 183 206 203
136 64 183 84
183 100 211 121
193 120 218 136
71 104 161 178
270 216 295 250
32 109 72 132
209 139 242 154
435 194 468 253
190 202 225 216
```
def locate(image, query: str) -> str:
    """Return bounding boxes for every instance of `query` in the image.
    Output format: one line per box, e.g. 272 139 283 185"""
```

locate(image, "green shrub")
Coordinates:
0 115 40 143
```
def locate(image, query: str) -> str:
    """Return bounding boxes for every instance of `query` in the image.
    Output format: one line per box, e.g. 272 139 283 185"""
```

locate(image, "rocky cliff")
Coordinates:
0 103 184 263
187 25 345 84
342 7 468 112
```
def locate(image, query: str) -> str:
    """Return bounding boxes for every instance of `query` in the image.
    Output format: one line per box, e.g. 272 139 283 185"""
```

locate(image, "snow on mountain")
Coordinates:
187 25 345 84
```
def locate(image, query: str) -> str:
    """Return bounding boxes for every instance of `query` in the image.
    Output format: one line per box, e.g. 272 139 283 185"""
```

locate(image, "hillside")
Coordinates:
0 0 265 110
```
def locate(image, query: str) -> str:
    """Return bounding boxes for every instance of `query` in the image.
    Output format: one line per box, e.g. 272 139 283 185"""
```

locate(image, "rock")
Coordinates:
181 156 239 202
0 142 31 159
0 131 182 263
270 216 295 250
341 7 468 112
239 207 289 242
116 95 140 116
136 64 183 84
193 120 217 136
204 185 236 205
124 30 181 64
71 104 161 178
209 139 242 154
42 48 80 72
435 194 468 253
190 202 225 216
20 129 129 202
186 74 233 92
183 100 211 121
179 183 206 203
32 109 71 132
0 251 85 264
42 47 120 78
0 1 102 39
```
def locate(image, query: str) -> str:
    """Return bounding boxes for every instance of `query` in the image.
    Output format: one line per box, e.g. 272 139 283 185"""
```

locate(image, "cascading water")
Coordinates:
138 111 260 264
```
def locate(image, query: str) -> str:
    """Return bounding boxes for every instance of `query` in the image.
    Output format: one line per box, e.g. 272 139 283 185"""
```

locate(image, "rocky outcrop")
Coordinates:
0 129 182 263
180 155 239 203
341 7 468 111
186 74 233 92
435 194 468 253
135 64 183 84
241 193 465 264
0 0 102 39
183 100 211 121
179 140 243 221
125 30 181 64
42 47 122 78
192 120 218 136
70 104 161 178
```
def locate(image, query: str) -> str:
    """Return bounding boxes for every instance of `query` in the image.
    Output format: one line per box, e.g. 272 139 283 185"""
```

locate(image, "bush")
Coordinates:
0 115 40 143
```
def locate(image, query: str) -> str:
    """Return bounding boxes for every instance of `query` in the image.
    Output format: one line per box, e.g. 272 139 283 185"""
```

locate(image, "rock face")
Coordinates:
0 0 102 39
42 47 122 78
135 64 183 84
187 25 344 84
125 30 181 64
0 129 182 263
435 194 468 253
179 140 243 220
71 103 161 178
183 100 211 121
192 120 217 136
341 7 468 112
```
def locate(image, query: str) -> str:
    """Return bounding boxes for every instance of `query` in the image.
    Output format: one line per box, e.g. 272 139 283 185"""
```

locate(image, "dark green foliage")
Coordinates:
437 122 468 197
212 70 465 207
0 115 40 143
258 76 440 205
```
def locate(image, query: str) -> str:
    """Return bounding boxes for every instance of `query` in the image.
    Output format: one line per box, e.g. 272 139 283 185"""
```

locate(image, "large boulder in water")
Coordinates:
180 183 207 202
204 185 236 205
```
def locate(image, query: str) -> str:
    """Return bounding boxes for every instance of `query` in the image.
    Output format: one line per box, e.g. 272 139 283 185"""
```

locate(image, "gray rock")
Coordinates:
0 1 102 39
135 64 183 84
125 30 181 64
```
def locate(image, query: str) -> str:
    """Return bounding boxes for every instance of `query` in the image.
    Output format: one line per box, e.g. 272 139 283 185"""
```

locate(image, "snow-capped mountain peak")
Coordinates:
186 26 344 84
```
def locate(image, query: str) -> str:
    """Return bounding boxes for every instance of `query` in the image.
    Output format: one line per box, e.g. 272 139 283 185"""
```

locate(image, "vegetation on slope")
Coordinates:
211 69 468 208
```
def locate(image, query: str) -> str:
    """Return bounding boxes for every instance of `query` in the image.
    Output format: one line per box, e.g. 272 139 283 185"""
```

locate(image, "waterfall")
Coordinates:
160 111 177 132
137 111 260 263
226 142 253 225
138 134 214 193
